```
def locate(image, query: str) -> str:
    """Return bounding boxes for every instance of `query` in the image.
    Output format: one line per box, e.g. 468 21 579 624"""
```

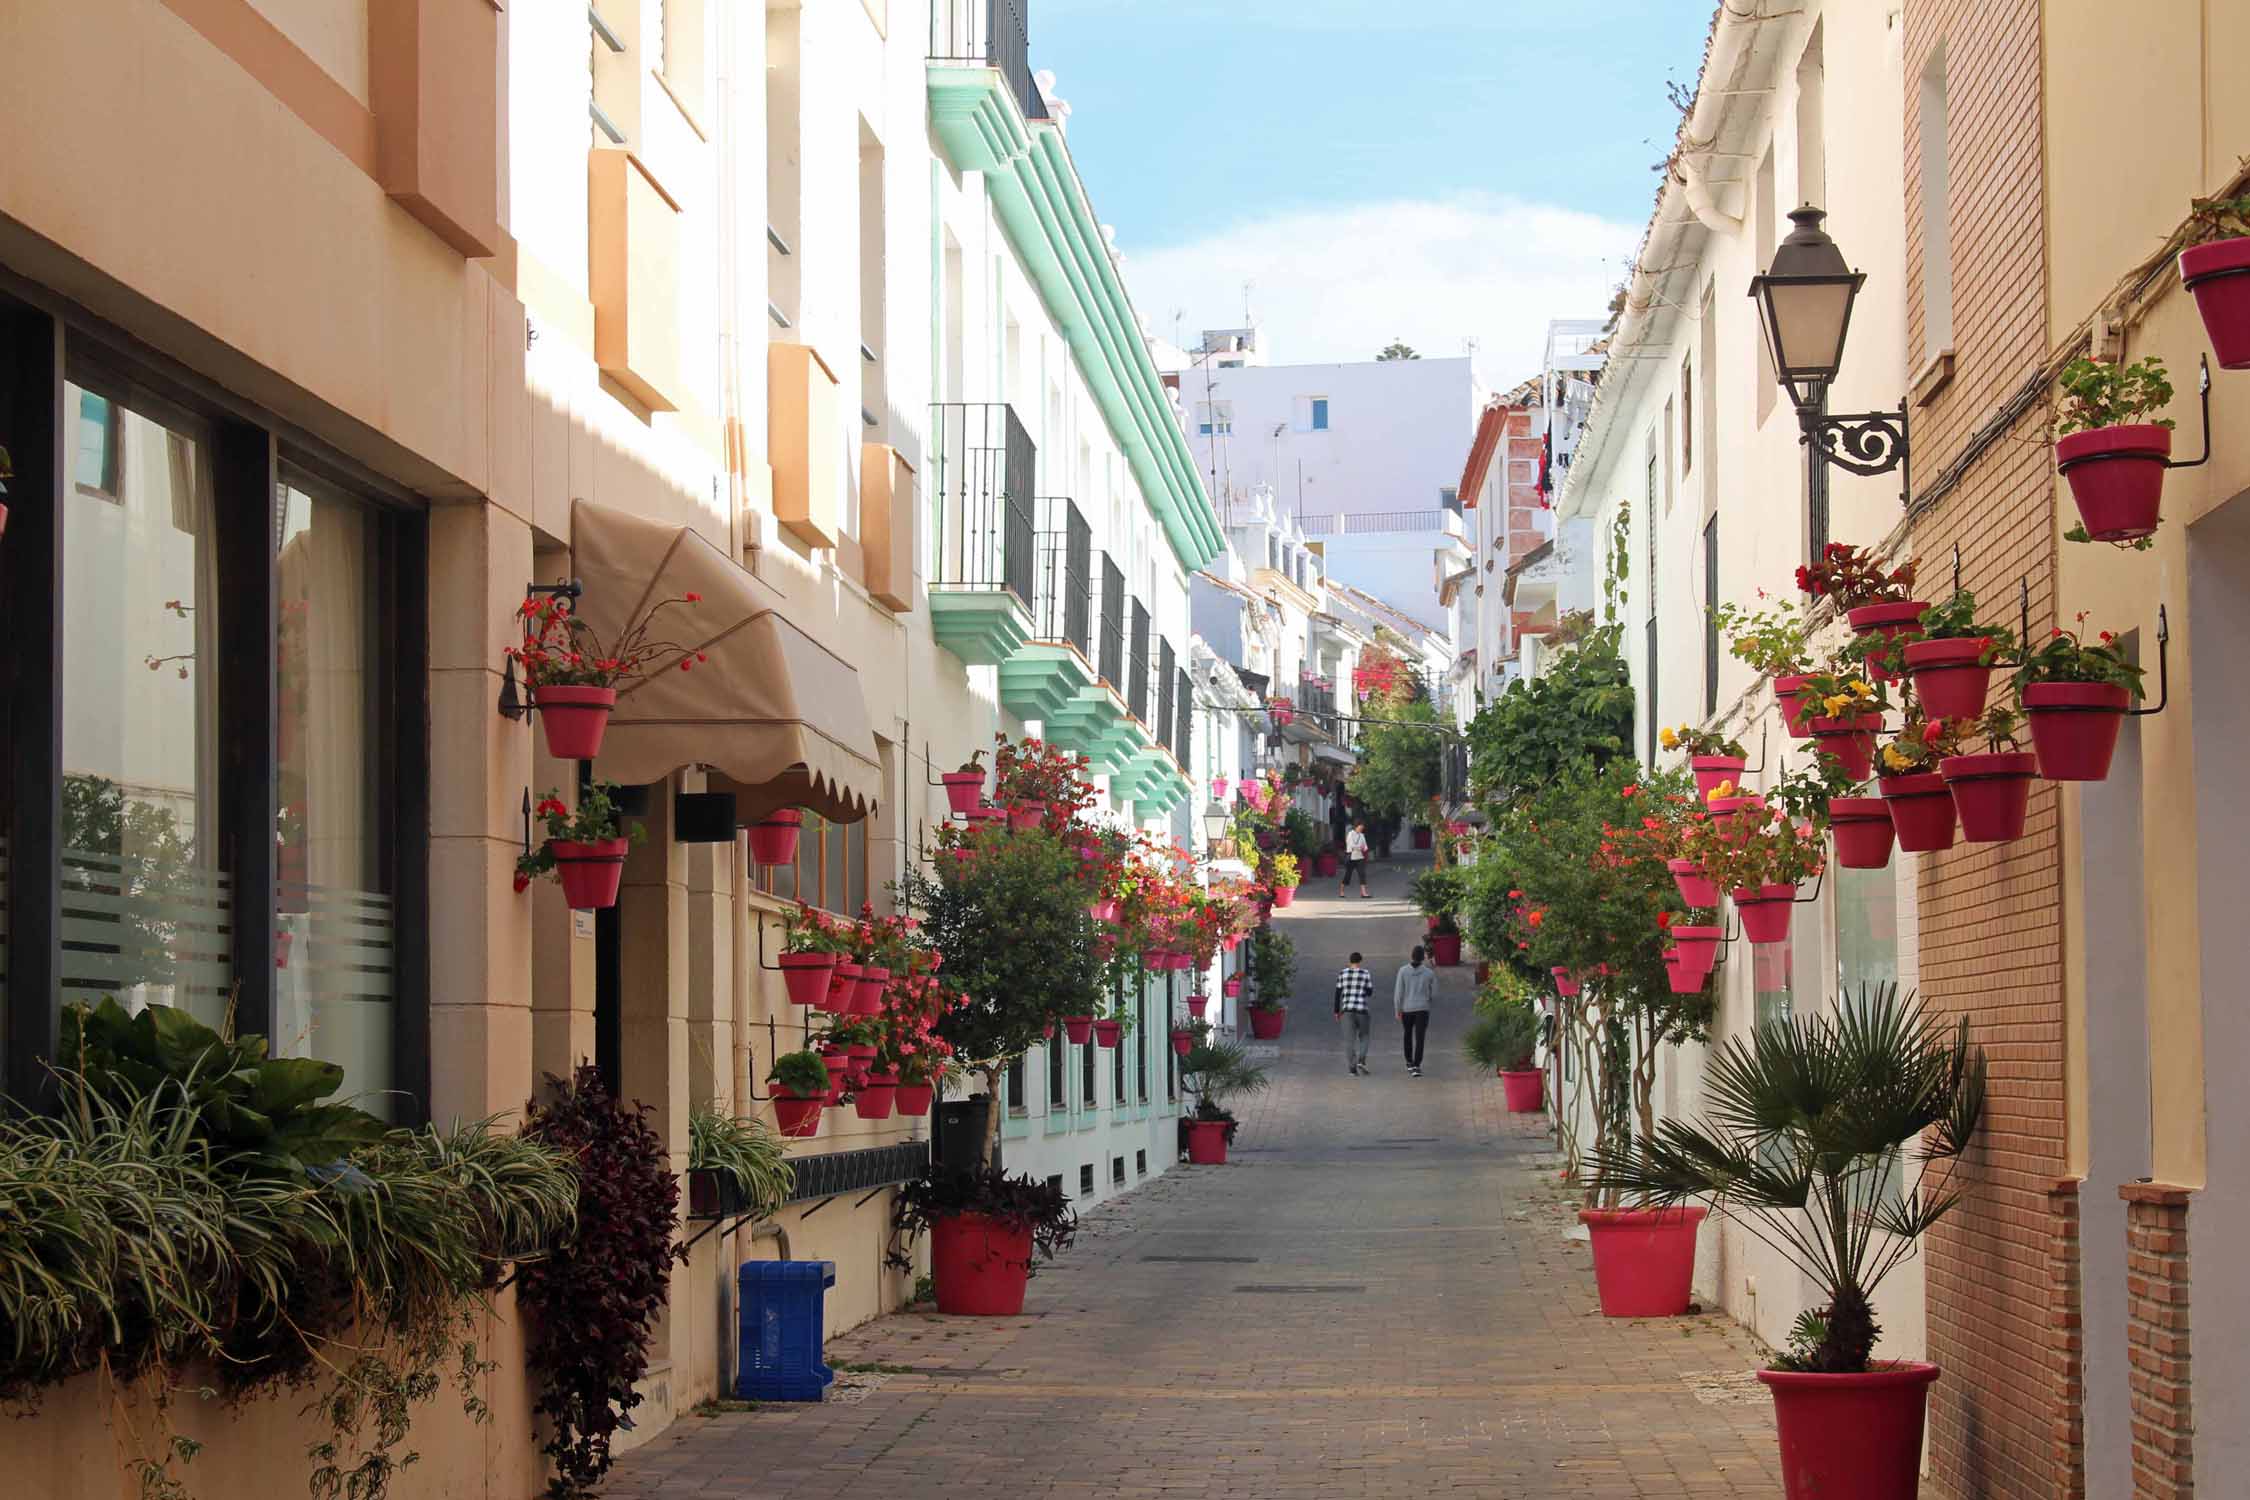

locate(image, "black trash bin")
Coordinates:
933 1095 994 1172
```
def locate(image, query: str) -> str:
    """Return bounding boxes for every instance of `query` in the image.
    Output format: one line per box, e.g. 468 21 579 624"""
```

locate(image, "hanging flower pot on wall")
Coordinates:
1879 773 1958 853
826 961 865 1013
531 684 617 761
1808 715 1883 782
747 809 803 867
1061 1015 1095 1046
1691 755 1748 799
1774 673 1816 738
1668 858 1719 909
1551 967 1582 998
1669 926 1721 976
2058 424 2171 543
778 951 838 1008
551 837 630 910
1169 1028 1194 1057
2182 237 2250 369
1092 1018 1122 1049
1845 602 1929 684
894 1082 934 1117
1904 637 1997 721
770 1085 824 1138
1827 797 1896 870
1939 752 2039 842
1732 885 1798 945
1005 800 1047 832
942 770 986 816
853 1073 899 1120
2023 682 2131 781
1186 994 1209 1020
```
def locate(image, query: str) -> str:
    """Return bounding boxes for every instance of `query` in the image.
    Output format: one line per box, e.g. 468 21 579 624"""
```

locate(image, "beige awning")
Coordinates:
570 500 881 824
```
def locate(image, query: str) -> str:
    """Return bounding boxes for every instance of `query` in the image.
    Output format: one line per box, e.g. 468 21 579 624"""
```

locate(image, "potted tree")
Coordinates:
1464 986 1543 1113
1180 1035 1271 1164
2054 355 2175 544
1900 590 2013 722
1244 926 1295 1039
1592 986 1986 1500
2182 192 2250 367
515 782 643 910
1713 595 1818 738
1411 865 1469 966
2015 614 2146 782
890 1169 1077 1316
508 586 703 761
1938 705 2039 843
1658 723 1748 798
942 747 987 817
1799 544 1924 684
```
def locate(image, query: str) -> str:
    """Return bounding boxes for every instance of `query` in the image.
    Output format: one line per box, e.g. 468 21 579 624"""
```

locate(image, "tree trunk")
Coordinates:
979 1065 1003 1168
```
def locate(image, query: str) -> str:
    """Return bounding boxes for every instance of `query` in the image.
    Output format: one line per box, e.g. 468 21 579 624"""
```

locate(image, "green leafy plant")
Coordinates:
1657 724 1746 759
1410 865 1468 935
1914 589 2007 646
1770 754 1857 825
1244 926 1295 1010
515 781 645 886
2015 616 2147 698
1462 1002 1539 1073
518 1066 688 1498
1468 624 1635 802
1679 801 1826 894
1347 678 1445 823
1590 985 1986 1373
1711 596 1814 678
1180 1037 1271 1144
2189 192 2250 241
687 1109 793 1220
1796 543 1919 612
767 1050 832 1097
2054 355 2175 437
887 1167 1077 1272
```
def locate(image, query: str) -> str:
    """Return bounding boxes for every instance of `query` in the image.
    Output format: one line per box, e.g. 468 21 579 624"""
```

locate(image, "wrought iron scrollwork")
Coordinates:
1804 403 1911 478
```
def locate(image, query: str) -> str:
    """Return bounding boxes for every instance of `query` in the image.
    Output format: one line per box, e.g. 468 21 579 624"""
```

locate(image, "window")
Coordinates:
1680 358 1694 476
74 391 120 499
1217 359 1242 369
1006 1056 1026 1112
1197 401 1233 437
1079 1163 1094 1196
1661 397 1675 514
1311 397 1329 430
1112 1155 1126 1185
1048 1032 1066 1109
1136 1149 1147 1177
1138 983 1151 1102
1835 865 1900 996
1081 1028 1097 1105
1917 44 1955 358
760 811 867 914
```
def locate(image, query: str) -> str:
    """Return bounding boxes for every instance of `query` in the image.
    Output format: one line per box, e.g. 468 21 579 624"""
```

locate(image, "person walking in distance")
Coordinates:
1335 951 1374 1075
1394 945 1436 1077
1340 820 1372 899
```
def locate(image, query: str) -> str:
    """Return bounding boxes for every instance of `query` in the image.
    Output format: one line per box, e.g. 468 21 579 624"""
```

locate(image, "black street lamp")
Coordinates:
1749 208 1911 522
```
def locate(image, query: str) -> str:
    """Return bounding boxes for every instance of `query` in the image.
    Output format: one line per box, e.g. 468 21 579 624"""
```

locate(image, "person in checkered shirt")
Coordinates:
1334 952 1374 1074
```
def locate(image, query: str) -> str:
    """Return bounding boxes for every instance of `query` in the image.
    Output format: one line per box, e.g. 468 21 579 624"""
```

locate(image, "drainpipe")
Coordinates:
1675 0 1769 235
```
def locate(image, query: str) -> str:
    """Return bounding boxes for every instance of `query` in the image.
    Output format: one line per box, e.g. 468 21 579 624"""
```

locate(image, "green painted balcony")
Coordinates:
999 497 1096 719
928 402 1035 665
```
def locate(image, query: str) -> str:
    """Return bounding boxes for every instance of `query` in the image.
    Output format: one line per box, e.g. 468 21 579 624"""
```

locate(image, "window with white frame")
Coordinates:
1197 400 1233 437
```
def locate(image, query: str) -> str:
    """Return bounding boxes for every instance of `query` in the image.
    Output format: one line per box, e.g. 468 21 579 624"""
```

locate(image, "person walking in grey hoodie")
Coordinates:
1394 947 1437 1077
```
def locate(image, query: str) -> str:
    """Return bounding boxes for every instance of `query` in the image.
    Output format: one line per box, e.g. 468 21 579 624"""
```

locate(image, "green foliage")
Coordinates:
1466 624 1635 803
62 775 196 990
687 1109 794 1220
1710 596 1813 678
1409 866 1468 934
1589 985 1986 1373
1348 685 1445 821
2189 192 2250 241
1283 807 1329 860
1376 340 1420 360
1462 1003 1539 1072
2015 616 2147 697
1244 926 1295 1008
888 1168 1077 1272
2054 355 2175 436
766 1050 832 1097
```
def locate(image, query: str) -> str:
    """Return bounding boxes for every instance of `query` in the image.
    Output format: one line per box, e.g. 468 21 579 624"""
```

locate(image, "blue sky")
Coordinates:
1031 0 1716 384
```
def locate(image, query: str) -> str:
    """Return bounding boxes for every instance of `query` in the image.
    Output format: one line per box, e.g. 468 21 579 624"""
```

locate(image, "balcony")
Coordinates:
928 402 1036 664
1000 497 1093 719
1040 548 1136 770
1281 673 1340 745
929 0 1045 124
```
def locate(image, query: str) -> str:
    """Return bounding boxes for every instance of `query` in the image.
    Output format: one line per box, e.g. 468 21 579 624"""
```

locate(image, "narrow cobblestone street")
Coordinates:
600 858 1785 1499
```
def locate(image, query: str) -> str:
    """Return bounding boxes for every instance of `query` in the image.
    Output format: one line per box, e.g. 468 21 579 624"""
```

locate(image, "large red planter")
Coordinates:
1670 926 1721 975
1185 1119 1230 1165
1060 1015 1094 1045
930 1213 1034 1316
770 1086 823 1138
531 684 616 760
2183 238 2250 368
1578 1205 1708 1317
1774 673 1816 739
747 809 802 866
1828 797 1896 870
2024 681 2130 781
1429 931 1462 966
894 1083 934 1117
1904 636 1996 721
1247 1006 1286 1040
1846 601 1929 683
941 770 985 816
1413 826 1434 850
1940 751 2039 842
550 837 629 910
1499 1069 1544 1112
1880 773 1958 853
2058 423 2171 543
1668 858 1719 910
778 951 838 1008
1732 885 1798 945
1314 851 1339 878
1809 714 1882 783
1272 884 1298 909
1691 755 1748 799
853 1073 898 1119
1759 1362 1942 1500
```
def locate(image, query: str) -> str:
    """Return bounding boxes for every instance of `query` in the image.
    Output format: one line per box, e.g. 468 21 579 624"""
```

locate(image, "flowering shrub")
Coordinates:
1796 542 1919 611
508 589 704 688
1711 594 1814 677
1793 666 1885 721
778 900 855 956
2015 615 2147 697
1680 802 1826 893
1876 713 1967 777
990 735 1095 823
1657 724 1746 758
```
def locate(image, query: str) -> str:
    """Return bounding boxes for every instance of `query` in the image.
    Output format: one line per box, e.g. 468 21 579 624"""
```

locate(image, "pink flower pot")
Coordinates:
1413 826 1434 850
855 964 891 1016
2183 237 2250 368
1827 797 1896 871
1691 755 1747 799
1579 1206 1708 1317
2057 423 2171 543
1061 1015 1094 1045
1846 601 1930 683
2024 681 2130 781
1247 1007 1286 1040
1222 976 1244 998
1669 925 1721 975
930 1213 1033 1316
1732 884 1798 945
1808 714 1882 783
1774 673 1816 739
1668 858 1719 909
1005 800 1048 832
550 837 628 910
778 951 838 1008
1551 967 1581 998
1272 884 1298 908
1169 1028 1194 1057
1500 1069 1544 1112
532 684 616 761
853 1073 898 1119
819 1051 851 1105
942 770 985 816
1904 636 1996 721
747 809 802 867
1092 1019 1122 1048
1429 932 1462 966
826 962 865 1014
1088 897 1120 923
1880 773 1958 853
1662 949 1707 994
1186 995 1209 1020
1940 751 2039 843
771 1086 823 1138
894 1083 934 1117
1759 1362 1941 1500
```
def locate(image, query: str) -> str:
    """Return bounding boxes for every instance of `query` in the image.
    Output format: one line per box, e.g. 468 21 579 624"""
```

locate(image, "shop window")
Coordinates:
759 810 868 915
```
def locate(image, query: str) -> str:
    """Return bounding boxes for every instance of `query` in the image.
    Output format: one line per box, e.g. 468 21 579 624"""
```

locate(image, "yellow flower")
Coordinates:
1881 745 1912 771
1822 694 1851 716
1708 779 1738 801
1659 727 1679 750
1847 678 1873 698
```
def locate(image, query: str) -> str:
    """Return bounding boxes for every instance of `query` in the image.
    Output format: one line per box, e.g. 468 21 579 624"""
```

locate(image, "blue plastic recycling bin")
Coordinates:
736 1259 835 1401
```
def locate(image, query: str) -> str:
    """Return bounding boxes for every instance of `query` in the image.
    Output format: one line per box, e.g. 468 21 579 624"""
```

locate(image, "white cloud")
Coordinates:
1117 193 1639 389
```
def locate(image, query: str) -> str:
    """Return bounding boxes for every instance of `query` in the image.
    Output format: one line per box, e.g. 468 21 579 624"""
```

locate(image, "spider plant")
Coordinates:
687 1108 795 1219
1589 984 1985 1373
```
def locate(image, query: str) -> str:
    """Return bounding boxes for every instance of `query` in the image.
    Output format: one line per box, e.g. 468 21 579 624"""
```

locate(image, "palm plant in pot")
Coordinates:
1591 985 1986 1500
1463 979 1543 1112
2055 354 2175 544
2014 613 2145 782
1180 1035 1271 1164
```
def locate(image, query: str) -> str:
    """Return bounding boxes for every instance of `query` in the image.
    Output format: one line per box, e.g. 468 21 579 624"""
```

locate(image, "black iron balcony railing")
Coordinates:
1096 553 1124 687
1156 638 1176 749
930 402 1036 609
928 0 1046 123
1173 666 1193 766
1299 673 1339 737
1031 497 1092 656
1128 599 1151 723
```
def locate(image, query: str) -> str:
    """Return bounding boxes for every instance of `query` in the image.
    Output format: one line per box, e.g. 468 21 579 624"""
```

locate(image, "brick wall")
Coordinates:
2050 1179 2086 1497
2120 1184 2192 1497
1901 3 2081 1497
